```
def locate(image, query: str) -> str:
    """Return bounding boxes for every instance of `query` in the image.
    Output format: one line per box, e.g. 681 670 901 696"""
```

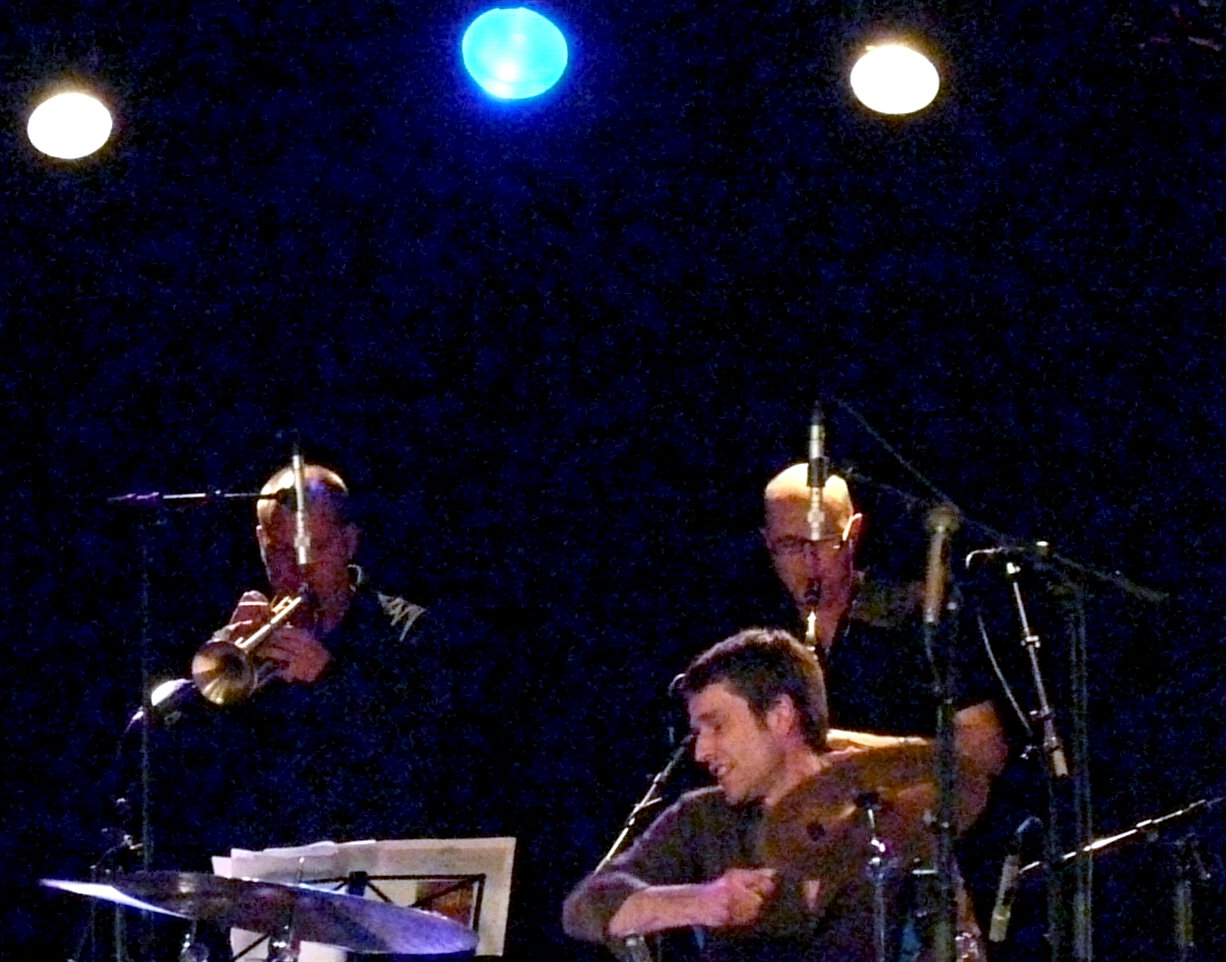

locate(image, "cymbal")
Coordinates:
43 871 478 956
759 742 942 912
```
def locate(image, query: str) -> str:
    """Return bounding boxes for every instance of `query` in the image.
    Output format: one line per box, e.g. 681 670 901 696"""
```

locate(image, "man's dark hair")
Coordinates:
678 628 828 752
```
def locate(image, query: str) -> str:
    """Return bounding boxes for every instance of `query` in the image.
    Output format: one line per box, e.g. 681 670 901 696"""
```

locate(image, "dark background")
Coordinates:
3 0 1225 958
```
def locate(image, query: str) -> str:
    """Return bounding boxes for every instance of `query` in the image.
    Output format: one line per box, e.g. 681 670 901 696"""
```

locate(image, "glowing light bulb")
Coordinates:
27 91 114 159
850 44 940 116
462 8 568 100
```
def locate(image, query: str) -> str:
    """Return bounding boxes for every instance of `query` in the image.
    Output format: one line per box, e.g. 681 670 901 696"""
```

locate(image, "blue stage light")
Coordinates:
462 8 568 100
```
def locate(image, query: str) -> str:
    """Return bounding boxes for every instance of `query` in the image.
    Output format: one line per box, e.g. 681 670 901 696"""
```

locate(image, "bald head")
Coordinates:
763 463 862 625
764 463 856 535
257 464 351 528
256 463 359 603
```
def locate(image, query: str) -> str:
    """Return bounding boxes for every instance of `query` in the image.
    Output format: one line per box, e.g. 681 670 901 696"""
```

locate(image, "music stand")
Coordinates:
213 837 516 960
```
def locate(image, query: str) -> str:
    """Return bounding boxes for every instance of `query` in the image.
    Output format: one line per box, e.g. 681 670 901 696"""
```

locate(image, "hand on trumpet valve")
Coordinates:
225 591 332 685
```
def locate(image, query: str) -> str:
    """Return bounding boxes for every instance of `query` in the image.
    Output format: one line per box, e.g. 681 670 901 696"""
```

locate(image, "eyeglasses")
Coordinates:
767 535 848 557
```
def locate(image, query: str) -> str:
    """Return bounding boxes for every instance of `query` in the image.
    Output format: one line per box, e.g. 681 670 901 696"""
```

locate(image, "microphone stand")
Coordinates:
596 736 694 872
596 734 695 962
922 505 960 962
1001 559 1072 962
1021 797 1223 962
1061 580 1094 962
104 478 288 962
805 400 829 656
107 489 266 508
1020 796 1223 876
812 405 1164 961
137 519 155 874
290 448 317 640
66 530 156 962
107 489 273 865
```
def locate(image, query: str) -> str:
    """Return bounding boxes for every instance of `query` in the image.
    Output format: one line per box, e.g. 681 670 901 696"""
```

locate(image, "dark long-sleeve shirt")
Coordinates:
563 786 919 962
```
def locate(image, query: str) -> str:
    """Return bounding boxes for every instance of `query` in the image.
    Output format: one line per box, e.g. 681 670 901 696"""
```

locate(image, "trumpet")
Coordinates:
191 594 306 706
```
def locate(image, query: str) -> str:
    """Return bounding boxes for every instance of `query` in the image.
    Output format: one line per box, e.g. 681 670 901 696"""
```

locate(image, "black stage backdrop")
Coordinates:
3 0 1225 959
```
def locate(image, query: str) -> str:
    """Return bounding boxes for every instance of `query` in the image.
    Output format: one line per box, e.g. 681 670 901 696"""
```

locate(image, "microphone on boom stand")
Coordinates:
808 401 829 541
805 401 829 653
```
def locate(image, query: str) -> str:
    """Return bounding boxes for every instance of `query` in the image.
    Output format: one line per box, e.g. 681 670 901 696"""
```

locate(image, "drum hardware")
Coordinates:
43 871 479 958
759 741 948 911
856 791 890 962
759 742 986 962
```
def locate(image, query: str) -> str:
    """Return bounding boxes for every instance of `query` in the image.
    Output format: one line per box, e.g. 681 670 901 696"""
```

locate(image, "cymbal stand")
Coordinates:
64 829 141 962
176 923 209 962
266 929 300 962
264 859 311 962
856 792 890 962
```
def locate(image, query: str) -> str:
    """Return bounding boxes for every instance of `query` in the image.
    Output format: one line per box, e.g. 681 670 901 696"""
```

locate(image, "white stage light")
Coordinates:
849 44 940 115
27 91 113 159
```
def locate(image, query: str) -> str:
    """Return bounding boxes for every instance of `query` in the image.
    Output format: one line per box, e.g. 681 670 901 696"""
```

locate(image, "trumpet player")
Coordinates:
144 461 495 865
216 463 367 689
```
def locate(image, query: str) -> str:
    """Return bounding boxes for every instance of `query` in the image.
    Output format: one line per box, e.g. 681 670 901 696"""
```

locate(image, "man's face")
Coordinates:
257 502 358 601
688 682 788 806
764 495 857 613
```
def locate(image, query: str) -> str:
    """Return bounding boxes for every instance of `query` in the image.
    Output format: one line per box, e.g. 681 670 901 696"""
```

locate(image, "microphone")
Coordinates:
922 504 961 626
291 449 311 570
804 402 829 654
989 818 1039 943
807 401 828 543
965 542 1051 568
988 848 1021 943
126 678 201 730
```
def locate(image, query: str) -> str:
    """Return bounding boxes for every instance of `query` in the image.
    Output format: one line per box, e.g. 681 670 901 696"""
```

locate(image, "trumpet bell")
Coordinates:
191 639 258 706
189 595 304 706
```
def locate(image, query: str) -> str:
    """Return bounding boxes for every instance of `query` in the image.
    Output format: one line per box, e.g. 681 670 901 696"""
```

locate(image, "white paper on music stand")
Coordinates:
371 837 516 956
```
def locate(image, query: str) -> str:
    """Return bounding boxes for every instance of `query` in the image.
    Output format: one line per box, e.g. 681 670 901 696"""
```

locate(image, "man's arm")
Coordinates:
603 868 776 938
563 791 776 943
562 794 696 943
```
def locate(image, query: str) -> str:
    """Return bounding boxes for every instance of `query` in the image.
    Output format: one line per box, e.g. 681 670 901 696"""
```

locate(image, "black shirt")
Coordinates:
135 587 480 868
826 591 998 737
